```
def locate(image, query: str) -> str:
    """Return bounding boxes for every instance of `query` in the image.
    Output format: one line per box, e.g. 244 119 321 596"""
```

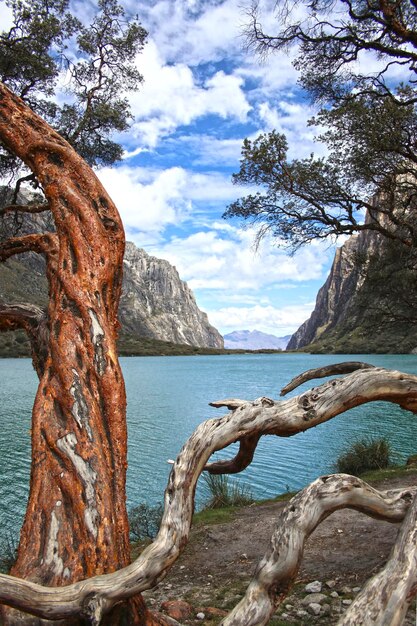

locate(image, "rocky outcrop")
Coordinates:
120 242 223 348
287 223 417 353
0 187 223 351
287 235 364 350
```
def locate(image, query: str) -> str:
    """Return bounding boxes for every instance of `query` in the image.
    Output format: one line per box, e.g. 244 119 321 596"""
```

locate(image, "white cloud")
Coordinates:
174 134 243 166
96 164 246 240
97 165 192 235
257 101 327 159
0 3 13 30
129 41 251 147
135 0 245 66
149 224 331 291
206 302 314 335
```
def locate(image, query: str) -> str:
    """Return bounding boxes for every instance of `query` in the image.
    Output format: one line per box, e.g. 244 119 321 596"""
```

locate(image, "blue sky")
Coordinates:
1 0 339 336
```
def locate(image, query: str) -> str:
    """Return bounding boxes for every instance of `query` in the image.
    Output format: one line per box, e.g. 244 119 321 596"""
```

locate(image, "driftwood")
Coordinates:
1 363 417 624
280 361 376 395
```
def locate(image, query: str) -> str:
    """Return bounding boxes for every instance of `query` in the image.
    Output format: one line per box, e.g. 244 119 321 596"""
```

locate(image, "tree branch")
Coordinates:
222 475 416 626
280 361 376 395
0 203 49 217
0 303 49 377
0 366 417 621
204 434 261 474
339 484 417 625
0 233 58 261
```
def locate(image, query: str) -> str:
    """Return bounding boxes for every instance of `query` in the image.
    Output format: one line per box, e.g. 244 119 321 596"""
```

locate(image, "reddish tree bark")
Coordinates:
0 83 155 624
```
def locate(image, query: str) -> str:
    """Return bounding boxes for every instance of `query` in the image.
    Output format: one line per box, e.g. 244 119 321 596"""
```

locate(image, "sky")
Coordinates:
1 0 338 338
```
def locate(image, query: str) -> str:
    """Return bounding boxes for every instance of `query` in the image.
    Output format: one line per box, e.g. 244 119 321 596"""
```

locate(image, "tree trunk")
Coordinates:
0 83 151 624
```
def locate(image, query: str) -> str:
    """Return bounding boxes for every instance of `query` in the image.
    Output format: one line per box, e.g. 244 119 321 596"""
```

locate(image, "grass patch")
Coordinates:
202 473 255 510
193 506 239 526
359 464 417 482
336 437 391 476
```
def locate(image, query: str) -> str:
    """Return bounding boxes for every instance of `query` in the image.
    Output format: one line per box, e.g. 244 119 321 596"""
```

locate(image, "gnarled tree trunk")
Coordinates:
0 83 155 624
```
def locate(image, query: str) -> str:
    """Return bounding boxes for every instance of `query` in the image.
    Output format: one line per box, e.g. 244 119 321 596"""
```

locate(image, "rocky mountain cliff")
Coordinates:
288 225 417 354
0 187 223 353
120 242 223 348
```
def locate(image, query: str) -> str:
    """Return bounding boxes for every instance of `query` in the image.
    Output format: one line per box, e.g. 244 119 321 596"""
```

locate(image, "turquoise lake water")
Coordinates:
1 353 417 545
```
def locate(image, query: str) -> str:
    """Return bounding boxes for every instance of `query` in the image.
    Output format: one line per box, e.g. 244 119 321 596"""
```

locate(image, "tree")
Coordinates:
225 0 417 252
1 357 417 624
0 1 151 624
1 1 417 624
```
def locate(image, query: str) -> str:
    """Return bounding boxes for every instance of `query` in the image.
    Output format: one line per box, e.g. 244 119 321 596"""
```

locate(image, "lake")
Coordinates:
1 353 417 546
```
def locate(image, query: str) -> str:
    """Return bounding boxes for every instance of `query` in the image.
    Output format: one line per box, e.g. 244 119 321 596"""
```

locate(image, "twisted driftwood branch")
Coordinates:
221 475 416 625
339 484 417 625
280 361 376 396
1 366 417 622
204 434 261 474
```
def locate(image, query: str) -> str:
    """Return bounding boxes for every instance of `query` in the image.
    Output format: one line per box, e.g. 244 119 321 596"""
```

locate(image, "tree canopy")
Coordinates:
226 0 417 251
0 0 147 186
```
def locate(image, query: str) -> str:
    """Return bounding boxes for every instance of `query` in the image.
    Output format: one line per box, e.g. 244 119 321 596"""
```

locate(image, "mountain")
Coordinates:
120 242 223 348
0 187 223 355
223 330 291 350
287 224 417 354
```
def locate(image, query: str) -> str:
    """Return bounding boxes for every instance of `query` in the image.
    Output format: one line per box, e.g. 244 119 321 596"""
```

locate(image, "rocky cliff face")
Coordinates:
120 242 223 348
287 225 417 353
287 235 364 350
0 188 223 351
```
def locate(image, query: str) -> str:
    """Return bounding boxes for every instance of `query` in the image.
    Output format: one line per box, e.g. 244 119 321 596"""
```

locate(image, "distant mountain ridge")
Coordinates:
223 330 291 350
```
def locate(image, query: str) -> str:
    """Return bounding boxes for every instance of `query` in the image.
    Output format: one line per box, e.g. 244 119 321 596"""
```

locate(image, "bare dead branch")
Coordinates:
280 361 376 395
221 475 416 626
204 434 261 474
339 486 417 625
0 367 417 622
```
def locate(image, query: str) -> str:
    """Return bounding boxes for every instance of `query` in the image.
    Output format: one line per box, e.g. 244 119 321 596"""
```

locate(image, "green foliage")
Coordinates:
128 502 163 542
336 437 391 476
0 0 147 175
202 473 254 510
228 0 417 253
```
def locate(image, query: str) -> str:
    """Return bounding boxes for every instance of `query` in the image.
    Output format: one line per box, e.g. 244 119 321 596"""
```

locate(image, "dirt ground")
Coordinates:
144 471 417 625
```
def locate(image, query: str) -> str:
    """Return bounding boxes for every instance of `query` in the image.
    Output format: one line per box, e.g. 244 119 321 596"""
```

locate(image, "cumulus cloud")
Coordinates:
135 0 245 66
97 165 192 236
128 41 251 148
149 224 331 291
96 164 248 240
206 302 314 336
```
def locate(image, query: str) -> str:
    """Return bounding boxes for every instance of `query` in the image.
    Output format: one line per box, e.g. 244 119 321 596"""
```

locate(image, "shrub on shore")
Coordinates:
202 473 254 509
336 437 391 476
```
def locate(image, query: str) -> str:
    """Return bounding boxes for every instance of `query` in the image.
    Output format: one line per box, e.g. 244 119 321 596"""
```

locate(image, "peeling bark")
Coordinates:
0 82 150 624
1 366 417 623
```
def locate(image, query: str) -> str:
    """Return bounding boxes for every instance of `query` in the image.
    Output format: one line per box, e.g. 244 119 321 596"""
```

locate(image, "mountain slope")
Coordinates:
287 227 417 354
224 330 290 350
0 187 223 354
